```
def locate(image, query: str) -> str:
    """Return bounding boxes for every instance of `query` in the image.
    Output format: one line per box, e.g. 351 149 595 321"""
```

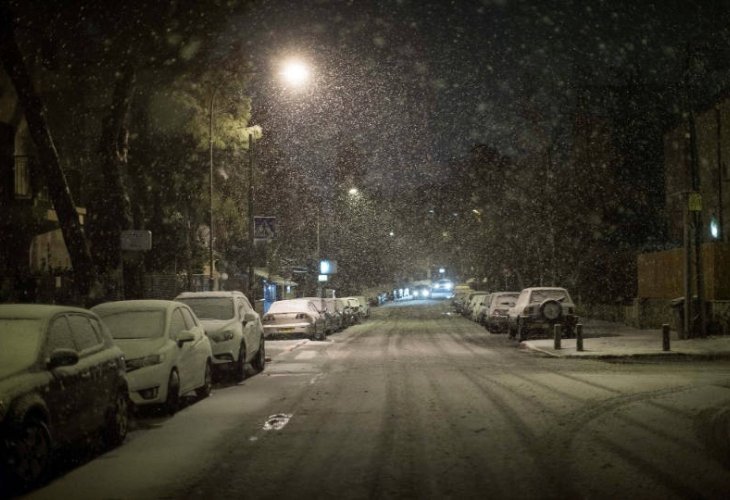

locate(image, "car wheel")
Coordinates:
196 361 212 398
165 370 181 415
234 344 247 382
103 389 129 448
251 337 266 373
6 417 51 487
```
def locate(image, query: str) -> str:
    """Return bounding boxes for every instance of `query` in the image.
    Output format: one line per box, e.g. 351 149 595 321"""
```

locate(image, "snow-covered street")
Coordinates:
21 300 730 499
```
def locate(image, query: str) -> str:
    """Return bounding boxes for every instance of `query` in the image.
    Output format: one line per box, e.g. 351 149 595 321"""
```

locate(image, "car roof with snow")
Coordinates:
91 299 184 313
175 291 246 298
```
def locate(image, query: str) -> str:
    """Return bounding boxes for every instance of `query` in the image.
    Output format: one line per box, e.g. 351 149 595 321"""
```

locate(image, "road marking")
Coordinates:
263 413 293 431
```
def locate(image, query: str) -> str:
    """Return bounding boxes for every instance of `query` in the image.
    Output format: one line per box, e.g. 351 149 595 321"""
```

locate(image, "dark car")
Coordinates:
0 304 129 489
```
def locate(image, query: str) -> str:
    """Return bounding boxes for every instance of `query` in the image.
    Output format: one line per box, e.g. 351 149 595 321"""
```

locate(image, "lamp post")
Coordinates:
208 85 220 291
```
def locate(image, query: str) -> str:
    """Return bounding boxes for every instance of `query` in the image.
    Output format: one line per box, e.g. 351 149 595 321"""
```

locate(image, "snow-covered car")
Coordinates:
462 291 488 317
336 298 358 326
452 285 474 312
174 291 265 381
0 304 129 488
92 300 213 413
344 296 370 319
263 299 327 340
507 287 578 341
470 293 490 322
323 298 345 332
301 297 337 334
483 291 520 332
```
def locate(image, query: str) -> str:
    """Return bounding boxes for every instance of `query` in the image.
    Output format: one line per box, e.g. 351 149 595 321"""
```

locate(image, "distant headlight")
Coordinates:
445 283 453 290
210 330 235 342
126 353 165 372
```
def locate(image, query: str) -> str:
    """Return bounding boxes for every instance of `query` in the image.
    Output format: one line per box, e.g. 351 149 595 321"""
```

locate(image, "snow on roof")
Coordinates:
91 300 180 313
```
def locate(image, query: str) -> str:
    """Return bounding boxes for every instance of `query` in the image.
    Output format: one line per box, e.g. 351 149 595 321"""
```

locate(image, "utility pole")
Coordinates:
248 132 255 302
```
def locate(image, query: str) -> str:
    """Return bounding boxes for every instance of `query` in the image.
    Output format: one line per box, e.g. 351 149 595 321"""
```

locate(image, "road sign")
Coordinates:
254 216 276 241
120 230 152 251
320 259 337 275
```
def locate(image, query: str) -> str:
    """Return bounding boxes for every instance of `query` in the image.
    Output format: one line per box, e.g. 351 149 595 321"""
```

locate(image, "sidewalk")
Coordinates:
520 319 730 360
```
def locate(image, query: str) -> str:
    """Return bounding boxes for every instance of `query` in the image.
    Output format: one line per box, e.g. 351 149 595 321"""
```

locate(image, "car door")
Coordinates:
169 307 195 394
180 305 208 388
238 297 259 362
66 313 111 430
44 314 85 441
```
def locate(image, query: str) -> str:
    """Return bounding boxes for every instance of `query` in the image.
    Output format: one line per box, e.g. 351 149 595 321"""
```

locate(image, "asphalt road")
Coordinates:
23 300 730 499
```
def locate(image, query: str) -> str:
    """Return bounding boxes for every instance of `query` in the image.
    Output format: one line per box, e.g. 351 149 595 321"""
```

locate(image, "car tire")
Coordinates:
6 416 51 487
165 370 181 415
251 337 266 373
196 361 213 398
234 344 247 382
103 389 129 448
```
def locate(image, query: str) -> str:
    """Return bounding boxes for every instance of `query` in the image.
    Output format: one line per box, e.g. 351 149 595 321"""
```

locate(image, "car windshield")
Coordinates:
530 290 568 303
177 297 234 320
268 301 311 314
0 319 43 378
98 310 166 339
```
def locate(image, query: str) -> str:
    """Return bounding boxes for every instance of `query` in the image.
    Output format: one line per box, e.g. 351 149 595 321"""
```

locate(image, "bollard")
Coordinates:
576 323 584 352
554 324 562 350
662 323 671 352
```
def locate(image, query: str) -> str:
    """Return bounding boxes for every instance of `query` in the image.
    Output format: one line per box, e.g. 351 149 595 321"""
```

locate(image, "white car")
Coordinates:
507 287 578 341
93 300 213 413
175 291 265 382
483 291 520 332
344 296 369 319
263 299 327 340
470 293 490 322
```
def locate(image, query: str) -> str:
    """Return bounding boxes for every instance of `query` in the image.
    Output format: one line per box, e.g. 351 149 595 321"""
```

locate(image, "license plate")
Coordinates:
278 327 294 332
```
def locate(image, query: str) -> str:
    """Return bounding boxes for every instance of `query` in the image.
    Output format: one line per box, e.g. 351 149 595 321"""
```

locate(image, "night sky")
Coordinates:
224 0 730 195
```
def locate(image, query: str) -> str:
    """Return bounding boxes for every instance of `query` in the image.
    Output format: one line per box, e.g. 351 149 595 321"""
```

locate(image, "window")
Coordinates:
47 316 75 352
180 307 198 329
14 156 31 199
67 314 101 351
170 309 187 338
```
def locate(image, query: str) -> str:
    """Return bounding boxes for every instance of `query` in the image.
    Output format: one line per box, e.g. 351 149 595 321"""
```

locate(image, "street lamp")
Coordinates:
280 59 310 87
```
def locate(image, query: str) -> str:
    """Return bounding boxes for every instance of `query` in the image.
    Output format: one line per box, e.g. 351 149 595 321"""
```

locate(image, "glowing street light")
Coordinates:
348 187 359 196
280 59 310 87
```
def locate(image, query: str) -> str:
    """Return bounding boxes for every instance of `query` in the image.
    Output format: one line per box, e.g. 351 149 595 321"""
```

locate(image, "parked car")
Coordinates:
507 287 578 341
463 291 488 317
336 298 358 326
262 299 327 340
470 293 490 322
174 291 265 382
92 300 213 413
413 284 431 299
344 296 369 320
323 298 345 332
0 304 129 488
483 292 520 332
301 297 337 334
452 285 474 312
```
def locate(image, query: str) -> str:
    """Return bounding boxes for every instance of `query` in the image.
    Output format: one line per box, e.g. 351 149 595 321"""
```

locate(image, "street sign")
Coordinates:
120 230 152 251
318 274 328 282
319 259 337 275
254 216 276 241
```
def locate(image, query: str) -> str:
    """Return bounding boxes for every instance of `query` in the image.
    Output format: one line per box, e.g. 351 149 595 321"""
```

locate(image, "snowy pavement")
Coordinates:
521 319 730 360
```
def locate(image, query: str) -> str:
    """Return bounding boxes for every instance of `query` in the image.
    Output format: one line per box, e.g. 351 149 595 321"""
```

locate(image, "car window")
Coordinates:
180 307 198 329
67 314 102 351
178 297 235 320
170 308 187 338
47 316 76 352
98 310 165 339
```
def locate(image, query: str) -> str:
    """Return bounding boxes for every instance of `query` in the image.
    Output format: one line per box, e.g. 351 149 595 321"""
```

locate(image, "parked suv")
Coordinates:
175 291 265 381
507 287 578 341
0 305 129 489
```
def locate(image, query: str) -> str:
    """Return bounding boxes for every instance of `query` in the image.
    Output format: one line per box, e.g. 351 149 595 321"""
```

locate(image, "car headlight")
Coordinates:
210 330 235 342
126 353 165 372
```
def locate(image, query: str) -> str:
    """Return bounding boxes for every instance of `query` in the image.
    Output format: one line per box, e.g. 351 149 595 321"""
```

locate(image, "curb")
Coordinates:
520 341 730 361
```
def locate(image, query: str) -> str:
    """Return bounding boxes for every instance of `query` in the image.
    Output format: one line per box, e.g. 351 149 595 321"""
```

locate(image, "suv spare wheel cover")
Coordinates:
541 300 562 320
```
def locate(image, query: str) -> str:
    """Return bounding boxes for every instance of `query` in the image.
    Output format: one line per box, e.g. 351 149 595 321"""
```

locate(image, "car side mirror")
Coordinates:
176 330 195 347
48 348 79 369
